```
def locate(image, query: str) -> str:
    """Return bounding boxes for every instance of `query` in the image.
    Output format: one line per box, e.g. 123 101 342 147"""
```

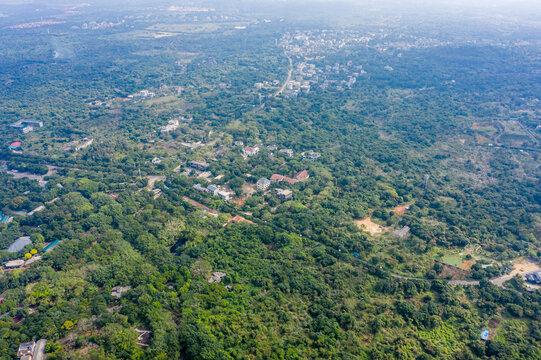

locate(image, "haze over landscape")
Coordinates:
0 0 539 359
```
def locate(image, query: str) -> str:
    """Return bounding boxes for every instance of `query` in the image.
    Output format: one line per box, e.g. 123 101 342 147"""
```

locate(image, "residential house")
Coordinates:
295 170 309 181
75 138 94 151
242 146 259 156
198 171 213 180
301 150 321 161
10 120 43 132
256 178 271 191
234 141 244 146
17 341 35 359
190 161 210 171
217 190 233 201
207 184 219 195
283 177 298 185
160 118 180 132
270 174 285 182
279 149 294 157
151 157 162 164
9 142 21 150
193 184 207 193
111 286 132 299
270 174 297 184
526 271 541 284
276 189 293 200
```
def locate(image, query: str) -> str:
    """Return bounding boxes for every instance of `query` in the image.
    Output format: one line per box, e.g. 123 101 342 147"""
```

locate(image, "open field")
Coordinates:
472 122 498 135
441 255 463 267
354 217 387 235
491 257 541 288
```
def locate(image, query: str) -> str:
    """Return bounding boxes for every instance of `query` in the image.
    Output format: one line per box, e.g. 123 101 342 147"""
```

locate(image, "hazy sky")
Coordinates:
0 0 540 20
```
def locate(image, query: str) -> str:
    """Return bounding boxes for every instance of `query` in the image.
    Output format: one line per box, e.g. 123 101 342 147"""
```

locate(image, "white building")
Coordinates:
301 150 321 161
242 146 259 156
256 178 271 191
279 149 294 157
276 188 293 200
217 190 233 201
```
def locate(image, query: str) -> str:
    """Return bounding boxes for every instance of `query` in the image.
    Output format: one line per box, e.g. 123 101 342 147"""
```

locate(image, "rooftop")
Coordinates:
7 236 32 253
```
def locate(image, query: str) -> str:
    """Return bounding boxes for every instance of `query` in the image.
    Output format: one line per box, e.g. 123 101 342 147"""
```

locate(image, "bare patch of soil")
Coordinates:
488 318 501 329
242 183 256 196
354 217 387 235
437 262 471 280
491 257 541 288
393 204 410 216
460 260 475 270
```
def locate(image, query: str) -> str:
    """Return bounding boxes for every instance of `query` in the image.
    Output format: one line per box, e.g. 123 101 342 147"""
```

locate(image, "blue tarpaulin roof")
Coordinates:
481 329 489 340
42 240 61 253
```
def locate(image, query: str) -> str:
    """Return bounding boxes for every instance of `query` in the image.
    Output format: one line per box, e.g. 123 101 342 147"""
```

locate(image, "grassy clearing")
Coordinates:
441 255 463 267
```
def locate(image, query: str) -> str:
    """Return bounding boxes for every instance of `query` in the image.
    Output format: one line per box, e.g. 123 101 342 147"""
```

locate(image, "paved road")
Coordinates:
33 339 47 360
448 280 480 286
275 50 293 96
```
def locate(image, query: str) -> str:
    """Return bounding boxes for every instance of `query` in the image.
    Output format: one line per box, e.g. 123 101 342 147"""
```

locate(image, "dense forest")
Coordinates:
0 0 540 359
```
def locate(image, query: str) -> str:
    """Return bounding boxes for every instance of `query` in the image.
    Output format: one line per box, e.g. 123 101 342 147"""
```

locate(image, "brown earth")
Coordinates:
490 257 541 288
437 261 471 280
393 204 410 215
460 260 475 270
354 217 387 235
488 318 501 328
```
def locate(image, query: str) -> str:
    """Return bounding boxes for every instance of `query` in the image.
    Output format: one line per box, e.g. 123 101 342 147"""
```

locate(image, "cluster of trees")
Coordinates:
0 5 539 359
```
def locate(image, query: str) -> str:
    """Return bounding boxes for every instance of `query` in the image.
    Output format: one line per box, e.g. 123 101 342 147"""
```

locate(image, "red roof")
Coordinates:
231 215 255 224
283 177 298 185
271 174 298 184
270 174 284 181
10 142 21 147
295 170 309 181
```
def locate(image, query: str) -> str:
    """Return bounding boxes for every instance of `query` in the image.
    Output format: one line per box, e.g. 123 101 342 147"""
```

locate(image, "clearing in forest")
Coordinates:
393 204 411 215
146 175 166 190
441 255 463 267
354 217 387 235
460 260 475 270
242 183 256 196
490 257 541 289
